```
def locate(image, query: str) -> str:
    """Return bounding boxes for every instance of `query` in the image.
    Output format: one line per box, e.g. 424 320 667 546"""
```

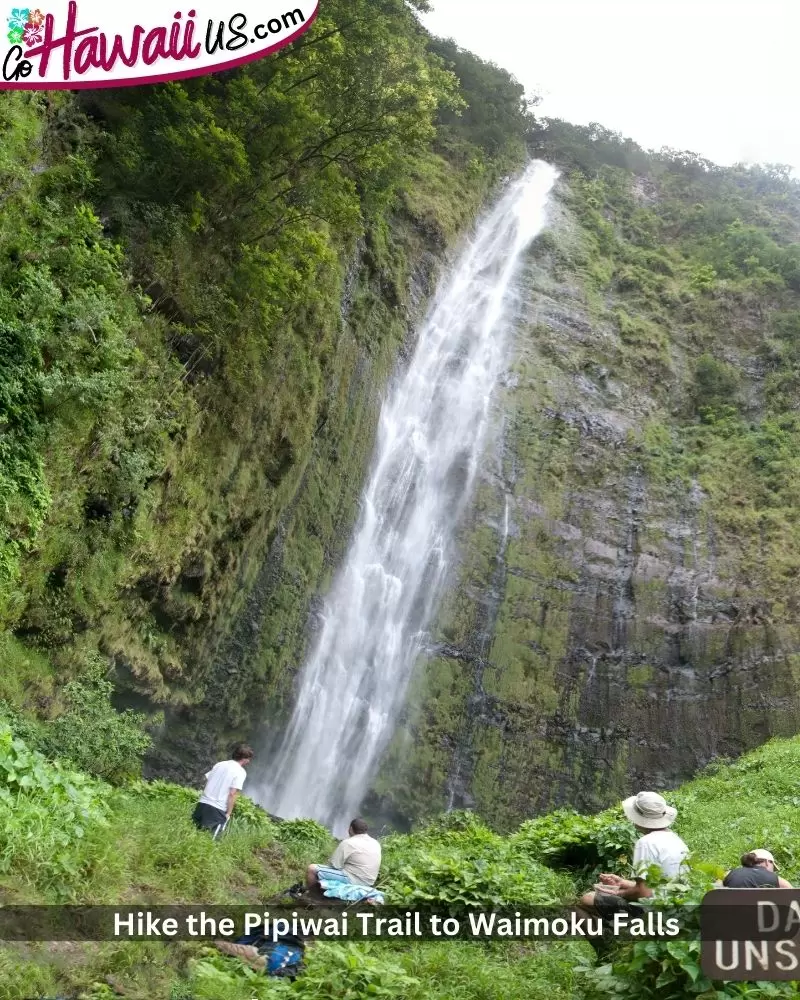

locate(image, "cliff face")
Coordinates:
369 160 800 830
148 179 482 780
6 66 800 831
0 10 528 785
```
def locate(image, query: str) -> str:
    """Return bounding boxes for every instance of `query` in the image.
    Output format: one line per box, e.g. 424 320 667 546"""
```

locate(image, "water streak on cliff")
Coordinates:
253 161 558 832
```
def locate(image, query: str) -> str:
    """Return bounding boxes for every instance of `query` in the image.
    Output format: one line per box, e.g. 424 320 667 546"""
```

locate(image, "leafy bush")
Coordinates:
576 867 797 999
125 777 197 807
511 808 637 878
0 947 60 1000
382 814 573 910
295 942 420 1000
274 818 334 857
582 938 715 999
690 263 717 291
0 698 46 749
183 950 289 1000
581 933 795 999
40 660 159 783
0 724 110 891
690 354 740 418
415 809 487 837
187 942 419 1000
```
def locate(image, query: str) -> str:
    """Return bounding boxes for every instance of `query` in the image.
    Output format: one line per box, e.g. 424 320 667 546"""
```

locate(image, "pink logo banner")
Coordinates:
1 1 319 89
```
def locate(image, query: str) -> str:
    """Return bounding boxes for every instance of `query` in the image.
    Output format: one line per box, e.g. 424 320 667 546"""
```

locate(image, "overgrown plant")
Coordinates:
0 724 110 890
512 809 638 879
382 813 573 910
40 658 160 783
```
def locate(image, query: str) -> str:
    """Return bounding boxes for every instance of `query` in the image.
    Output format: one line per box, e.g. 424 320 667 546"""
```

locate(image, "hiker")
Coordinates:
723 850 793 888
215 926 304 980
580 791 689 917
192 743 254 835
306 817 382 889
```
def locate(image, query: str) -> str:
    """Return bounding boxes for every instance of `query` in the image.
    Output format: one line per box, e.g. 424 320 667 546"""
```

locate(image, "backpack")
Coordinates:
235 930 305 980
262 939 305 977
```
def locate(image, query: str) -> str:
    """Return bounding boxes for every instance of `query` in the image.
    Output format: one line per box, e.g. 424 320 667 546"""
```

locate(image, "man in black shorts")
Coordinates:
192 743 254 835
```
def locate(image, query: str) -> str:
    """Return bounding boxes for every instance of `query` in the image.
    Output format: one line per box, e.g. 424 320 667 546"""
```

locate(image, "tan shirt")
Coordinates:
330 833 382 886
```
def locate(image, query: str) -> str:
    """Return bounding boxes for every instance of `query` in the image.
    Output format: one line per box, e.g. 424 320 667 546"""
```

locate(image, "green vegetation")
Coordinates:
382 810 574 909
552 135 800 597
9 0 799 844
4 9 800 1000
3 723 800 998
0 6 534 770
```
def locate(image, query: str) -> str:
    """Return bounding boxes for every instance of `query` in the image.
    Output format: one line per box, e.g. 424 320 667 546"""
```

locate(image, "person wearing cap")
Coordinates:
580 791 689 916
722 850 793 889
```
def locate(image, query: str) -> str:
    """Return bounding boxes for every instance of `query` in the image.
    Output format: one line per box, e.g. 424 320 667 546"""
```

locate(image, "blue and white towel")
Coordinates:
315 866 384 904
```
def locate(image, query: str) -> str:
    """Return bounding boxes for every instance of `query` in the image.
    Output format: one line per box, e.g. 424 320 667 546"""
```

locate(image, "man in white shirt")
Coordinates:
192 743 254 835
580 790 689 917
306 818 382 888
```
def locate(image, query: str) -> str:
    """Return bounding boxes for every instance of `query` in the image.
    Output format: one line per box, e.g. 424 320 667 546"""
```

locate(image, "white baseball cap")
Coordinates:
751 849 779 871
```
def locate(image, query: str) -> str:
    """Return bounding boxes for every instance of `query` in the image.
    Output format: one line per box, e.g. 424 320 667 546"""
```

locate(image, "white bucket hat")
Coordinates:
622 791 678 829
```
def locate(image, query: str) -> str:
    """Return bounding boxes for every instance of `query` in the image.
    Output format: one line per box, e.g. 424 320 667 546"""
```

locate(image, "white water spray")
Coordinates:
253 161 558 832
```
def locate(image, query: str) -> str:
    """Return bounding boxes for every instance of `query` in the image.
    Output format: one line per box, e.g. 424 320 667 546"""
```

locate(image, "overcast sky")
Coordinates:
420 0 800 174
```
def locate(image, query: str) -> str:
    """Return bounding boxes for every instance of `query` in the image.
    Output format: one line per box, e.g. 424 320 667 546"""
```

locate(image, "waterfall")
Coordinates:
252 161 559 833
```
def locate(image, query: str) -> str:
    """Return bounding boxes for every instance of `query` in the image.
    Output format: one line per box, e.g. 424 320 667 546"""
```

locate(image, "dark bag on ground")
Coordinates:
235 926 305 979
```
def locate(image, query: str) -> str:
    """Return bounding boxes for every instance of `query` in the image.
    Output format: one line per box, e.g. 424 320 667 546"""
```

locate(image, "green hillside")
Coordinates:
374 121 800 827
2 4 800 999
4 2 800 818
3 722 800 998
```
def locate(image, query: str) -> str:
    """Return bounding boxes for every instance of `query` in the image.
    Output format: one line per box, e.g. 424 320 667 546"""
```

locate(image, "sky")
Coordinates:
420 0 800 174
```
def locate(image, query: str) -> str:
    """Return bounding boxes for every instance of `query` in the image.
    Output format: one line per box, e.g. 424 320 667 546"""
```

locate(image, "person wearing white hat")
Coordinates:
580 791 689 917
723 850 793 889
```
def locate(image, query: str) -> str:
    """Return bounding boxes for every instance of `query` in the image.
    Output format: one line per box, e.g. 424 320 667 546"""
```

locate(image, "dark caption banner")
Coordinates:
8 893 800 983
0 904 697 942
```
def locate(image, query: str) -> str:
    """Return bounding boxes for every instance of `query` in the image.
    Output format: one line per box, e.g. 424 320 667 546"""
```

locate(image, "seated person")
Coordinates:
580 791 689 916
307 817 381 888
723 849 792 888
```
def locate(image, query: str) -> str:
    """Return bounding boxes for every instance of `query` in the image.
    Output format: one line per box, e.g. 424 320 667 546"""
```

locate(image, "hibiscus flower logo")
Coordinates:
23 17 42 44
6 7 46 46
7 6 28 29
7 6 29 42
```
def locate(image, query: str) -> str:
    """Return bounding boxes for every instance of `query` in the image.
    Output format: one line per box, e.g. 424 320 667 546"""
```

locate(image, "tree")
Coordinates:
427 37 534 159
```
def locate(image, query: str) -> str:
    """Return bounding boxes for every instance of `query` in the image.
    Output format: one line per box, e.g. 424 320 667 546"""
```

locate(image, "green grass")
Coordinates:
0 634 55 709
5 726 800 998
672 738 800 881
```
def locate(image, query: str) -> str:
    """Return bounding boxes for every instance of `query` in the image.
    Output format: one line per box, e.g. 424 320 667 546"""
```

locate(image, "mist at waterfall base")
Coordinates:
251 161 559 835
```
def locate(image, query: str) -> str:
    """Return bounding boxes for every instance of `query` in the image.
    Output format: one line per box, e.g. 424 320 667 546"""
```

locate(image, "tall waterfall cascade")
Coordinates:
253 161 559 833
